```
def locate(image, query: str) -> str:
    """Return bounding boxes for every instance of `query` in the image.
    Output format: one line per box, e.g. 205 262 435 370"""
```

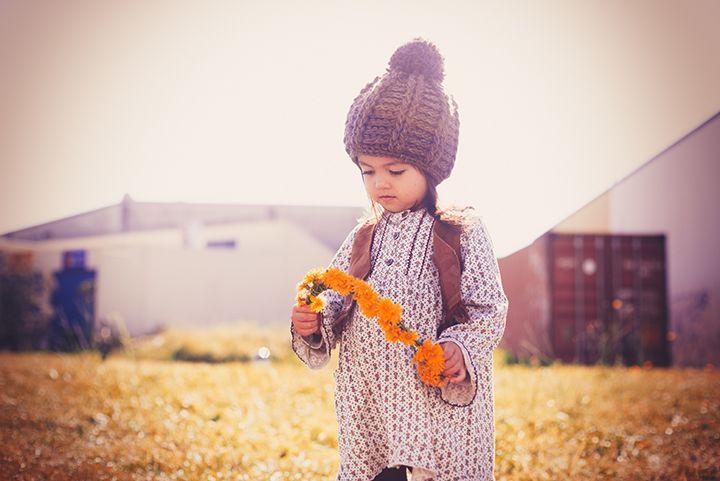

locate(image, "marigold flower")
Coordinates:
397 329 418 346
353 282 380 317
358 291 382 319
297 267 446 387
376 298 402 326
309 296 325 313
303 269 324 286
321 268 355 296
413 340 447 387
383 324 404 343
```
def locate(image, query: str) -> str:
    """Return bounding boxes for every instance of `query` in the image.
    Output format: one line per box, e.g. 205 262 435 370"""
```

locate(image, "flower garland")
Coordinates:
296 267 447 387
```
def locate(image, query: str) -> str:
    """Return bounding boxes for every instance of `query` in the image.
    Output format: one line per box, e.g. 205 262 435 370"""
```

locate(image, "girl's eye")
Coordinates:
361 170 374 176
390 170 406 176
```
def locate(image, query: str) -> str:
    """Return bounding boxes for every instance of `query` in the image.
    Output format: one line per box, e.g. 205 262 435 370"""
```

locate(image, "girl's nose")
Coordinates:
374 175 390 189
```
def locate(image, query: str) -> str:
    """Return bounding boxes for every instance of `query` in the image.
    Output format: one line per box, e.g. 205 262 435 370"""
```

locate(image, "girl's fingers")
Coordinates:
291 305 321 337
445 349 463 368
444 356 461 372
449 368 467 383
443 359 461 375
290 311 320 321
294 321 320 332
445 348 460 364
443 362 466 381
442 343 460 361
295 305 318 314
292 312 320 323
294 322 320 335
443 349 466 378
294 316 319 325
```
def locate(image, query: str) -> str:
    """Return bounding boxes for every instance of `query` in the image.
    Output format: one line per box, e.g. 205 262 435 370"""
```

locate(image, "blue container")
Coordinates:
62 250 86 270
50 268 96 351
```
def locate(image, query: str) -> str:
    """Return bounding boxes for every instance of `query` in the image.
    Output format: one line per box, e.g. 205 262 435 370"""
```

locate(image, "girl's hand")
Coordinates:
439 341 467 384
291 304 321 337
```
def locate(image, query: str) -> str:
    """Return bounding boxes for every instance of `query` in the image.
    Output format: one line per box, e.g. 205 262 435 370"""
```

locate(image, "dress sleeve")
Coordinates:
290 222 362 369
438 215 509 406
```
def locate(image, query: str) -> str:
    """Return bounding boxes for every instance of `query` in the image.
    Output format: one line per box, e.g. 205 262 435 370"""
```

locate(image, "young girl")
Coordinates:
290 39 509 481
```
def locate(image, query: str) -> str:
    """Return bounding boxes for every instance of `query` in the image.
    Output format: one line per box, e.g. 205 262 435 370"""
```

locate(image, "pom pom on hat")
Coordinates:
388 38 445 83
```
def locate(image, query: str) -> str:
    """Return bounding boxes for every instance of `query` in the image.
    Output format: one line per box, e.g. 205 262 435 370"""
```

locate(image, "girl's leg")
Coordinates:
372 466 409 481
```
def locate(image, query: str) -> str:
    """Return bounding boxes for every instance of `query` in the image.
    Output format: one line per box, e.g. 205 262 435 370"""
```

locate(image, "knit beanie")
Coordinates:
343 38 460 185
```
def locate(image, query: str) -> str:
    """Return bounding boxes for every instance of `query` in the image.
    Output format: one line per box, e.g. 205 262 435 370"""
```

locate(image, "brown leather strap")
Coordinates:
347 222 376 280
334 222 376 334
432 218 469 334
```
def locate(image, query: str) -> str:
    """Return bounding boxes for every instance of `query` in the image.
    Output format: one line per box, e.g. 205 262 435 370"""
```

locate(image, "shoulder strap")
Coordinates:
334 221 377 333
346 222 376 280
432 218 469 334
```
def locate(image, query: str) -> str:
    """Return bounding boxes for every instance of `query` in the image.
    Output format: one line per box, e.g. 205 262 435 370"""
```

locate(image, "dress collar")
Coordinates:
381 206 428 224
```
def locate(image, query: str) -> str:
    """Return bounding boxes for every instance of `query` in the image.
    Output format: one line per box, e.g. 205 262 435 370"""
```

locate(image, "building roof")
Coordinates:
1 194 365 251
552 111 720 234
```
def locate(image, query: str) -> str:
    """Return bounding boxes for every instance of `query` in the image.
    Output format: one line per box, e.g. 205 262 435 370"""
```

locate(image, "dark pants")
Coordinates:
372 466 409 481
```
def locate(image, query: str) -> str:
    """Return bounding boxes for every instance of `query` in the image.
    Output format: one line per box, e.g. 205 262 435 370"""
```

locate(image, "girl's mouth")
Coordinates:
379 195 395 200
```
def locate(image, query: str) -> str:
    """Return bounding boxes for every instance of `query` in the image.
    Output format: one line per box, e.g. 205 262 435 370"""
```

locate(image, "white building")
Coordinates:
1 200 363 336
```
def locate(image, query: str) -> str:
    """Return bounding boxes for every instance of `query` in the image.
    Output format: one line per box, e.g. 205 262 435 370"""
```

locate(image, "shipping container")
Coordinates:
498 232 670 366
49 250 96 351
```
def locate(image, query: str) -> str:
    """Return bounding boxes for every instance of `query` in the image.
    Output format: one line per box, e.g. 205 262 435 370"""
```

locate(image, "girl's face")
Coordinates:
358 154 428 213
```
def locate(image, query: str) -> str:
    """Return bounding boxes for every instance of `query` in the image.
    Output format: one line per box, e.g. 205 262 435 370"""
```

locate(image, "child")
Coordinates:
290 39 509 481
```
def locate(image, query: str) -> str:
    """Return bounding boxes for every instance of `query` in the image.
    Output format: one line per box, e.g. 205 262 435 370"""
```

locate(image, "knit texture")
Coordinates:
343 39 460 185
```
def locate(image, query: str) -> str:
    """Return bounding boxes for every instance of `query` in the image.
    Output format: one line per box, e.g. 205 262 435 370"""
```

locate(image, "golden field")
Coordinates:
0 325 718 481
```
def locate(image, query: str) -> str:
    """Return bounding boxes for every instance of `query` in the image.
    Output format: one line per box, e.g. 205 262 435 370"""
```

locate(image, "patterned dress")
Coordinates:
291 207 509 481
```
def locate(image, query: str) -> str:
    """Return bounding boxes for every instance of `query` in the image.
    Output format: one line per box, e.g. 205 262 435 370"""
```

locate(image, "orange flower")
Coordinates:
413 340 447 387
297 267 445 387
358 293 382 319
309 296 325 313
353 282 380 317
397 329 418 346
376 313 392 333
321 268 355 296
376 298 402 326
303 269 324 286
383 324 404 343
384 325 418 346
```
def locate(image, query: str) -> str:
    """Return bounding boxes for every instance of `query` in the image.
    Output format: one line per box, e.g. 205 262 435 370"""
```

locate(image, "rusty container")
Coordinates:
499 232 670 366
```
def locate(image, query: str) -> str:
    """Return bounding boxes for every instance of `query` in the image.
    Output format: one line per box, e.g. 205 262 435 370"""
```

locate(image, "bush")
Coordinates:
0 252 51 350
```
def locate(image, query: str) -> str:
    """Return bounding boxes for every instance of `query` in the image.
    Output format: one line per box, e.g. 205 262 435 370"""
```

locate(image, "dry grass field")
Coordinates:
0 325 718 481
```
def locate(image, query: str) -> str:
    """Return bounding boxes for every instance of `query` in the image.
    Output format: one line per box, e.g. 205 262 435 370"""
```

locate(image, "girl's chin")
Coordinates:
378 199 412 213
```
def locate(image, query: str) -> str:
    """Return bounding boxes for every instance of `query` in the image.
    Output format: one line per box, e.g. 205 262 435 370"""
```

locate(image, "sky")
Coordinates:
0 0 719 257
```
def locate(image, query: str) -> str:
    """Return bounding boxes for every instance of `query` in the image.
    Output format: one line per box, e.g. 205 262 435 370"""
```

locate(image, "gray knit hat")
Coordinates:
343 38 460 185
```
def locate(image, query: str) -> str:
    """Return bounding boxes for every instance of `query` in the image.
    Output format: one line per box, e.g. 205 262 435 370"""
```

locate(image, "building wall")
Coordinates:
1 219 335 336
498 235 553 360
545 114 719 366
608 114 720 366
502 113 720 366
554 191 611 233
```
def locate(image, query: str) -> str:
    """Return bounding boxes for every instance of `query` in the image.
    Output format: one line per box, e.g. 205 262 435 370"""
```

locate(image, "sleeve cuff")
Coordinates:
290 322 331 369
438 338 478 407
300 332 324 349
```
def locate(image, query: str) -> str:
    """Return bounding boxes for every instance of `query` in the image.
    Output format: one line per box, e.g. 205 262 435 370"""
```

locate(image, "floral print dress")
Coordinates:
291 207 509 481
